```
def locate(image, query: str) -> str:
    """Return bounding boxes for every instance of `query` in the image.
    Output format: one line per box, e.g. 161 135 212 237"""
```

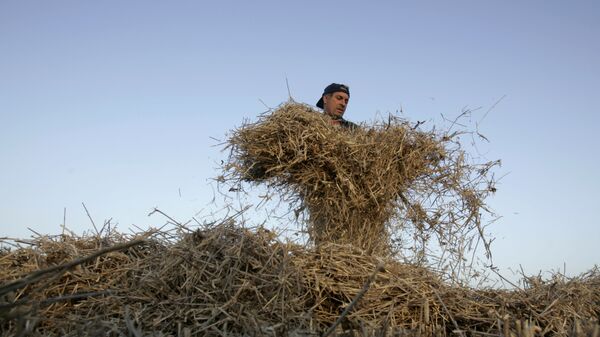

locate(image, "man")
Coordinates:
316 83 358 129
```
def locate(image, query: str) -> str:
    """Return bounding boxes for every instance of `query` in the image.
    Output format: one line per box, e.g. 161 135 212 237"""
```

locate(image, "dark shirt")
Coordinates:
324 113 358 130
339 118 358 130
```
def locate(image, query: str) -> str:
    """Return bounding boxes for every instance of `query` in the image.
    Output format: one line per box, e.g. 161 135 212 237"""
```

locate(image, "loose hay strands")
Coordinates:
1 224 599 336
223 102 499 270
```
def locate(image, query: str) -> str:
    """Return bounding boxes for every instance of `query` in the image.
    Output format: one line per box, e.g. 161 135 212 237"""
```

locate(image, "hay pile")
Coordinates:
1 224 599 336
1 223 308 336
223 102 498 260
2 101 598 336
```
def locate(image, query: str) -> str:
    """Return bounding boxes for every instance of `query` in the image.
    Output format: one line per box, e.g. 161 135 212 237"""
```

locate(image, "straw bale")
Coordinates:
223 102 498 260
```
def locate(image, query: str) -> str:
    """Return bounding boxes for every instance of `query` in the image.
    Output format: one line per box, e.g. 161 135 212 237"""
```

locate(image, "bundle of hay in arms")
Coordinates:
224 101 498 260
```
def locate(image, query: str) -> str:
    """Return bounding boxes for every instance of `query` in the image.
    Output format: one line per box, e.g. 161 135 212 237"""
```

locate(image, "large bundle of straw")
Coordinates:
224 102 497 259
2 224 599 336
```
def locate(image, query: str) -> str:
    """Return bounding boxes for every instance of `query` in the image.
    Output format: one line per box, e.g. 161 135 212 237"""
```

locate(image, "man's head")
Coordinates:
316 83 350 119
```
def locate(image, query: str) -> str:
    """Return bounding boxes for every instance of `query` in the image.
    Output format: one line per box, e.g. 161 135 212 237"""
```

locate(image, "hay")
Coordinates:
223 102 498 261
0 223 312 336
1 224 599 336
2 101 598 336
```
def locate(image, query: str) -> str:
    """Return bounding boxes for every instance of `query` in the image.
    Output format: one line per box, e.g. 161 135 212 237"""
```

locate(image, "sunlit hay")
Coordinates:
223 102 498 260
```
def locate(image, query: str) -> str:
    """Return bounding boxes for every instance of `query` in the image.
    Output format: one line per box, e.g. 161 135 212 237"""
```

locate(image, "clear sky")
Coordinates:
1 1 598 282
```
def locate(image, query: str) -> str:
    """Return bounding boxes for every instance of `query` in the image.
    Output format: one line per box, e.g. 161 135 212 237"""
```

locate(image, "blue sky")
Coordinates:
1 1 598 281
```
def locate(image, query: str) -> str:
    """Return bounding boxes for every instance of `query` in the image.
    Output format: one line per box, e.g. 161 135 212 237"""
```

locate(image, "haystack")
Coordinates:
1 224 599 336
224 102 497 259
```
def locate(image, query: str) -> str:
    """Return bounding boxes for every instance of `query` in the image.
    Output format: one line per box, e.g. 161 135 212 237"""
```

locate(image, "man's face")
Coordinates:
323 91 349 119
